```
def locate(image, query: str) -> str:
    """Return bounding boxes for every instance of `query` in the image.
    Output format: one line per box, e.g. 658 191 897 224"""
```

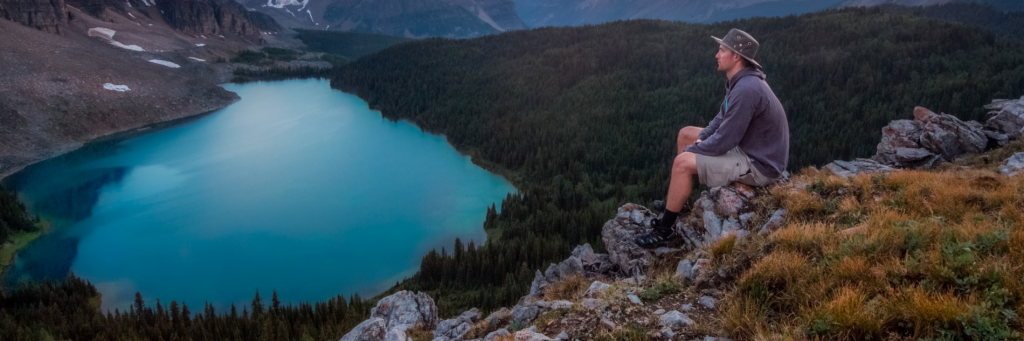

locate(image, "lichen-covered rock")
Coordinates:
341 291 439 341
1001 152 1024 176
341 318 387 341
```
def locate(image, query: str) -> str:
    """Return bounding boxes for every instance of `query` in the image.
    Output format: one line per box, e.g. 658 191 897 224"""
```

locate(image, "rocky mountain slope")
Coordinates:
513 0 1016 28
338 95 1024 340
0 0 283 178
236 0 527 38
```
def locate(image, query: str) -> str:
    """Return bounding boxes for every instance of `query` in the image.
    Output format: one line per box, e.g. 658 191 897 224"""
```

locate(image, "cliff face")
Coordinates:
156 0 278 41
3 0 283 40
0 0 67 33
237 0 526 38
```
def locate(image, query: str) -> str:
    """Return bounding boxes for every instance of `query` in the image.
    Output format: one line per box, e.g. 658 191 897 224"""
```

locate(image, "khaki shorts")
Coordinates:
696 147 775 188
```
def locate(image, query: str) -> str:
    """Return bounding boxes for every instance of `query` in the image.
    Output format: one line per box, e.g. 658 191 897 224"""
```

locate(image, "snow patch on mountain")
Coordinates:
147 59 180 68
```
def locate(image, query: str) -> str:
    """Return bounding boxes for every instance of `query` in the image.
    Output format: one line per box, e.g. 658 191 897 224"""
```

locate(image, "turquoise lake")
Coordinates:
2 79 516 311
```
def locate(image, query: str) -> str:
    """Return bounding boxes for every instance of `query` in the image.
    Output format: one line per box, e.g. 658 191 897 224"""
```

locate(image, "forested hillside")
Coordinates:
332 7 1024 315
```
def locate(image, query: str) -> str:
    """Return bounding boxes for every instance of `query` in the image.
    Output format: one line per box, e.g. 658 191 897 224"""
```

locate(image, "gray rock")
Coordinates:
585 281 611 297
528 270 546 297
653 309 665 314
434 308 481 341
549 300 573 310
759 209 786 235
661 329 676 338
511 303 540 324
513 330 553 341
483 329 510 341
626 294 643 305
602 204 656 276
484 308 510 327
824 158 894 178
342 291 438 341
658 311 694 330
875 107 988 168
698 296 717 309
1001 152 1024 176
985 96 1024 140
676 259 694 280
654 247 681 256
555 332 569 340
739 212 755 224
702 210 723 243
680 303 694 312
544 264 560 283
341 317 387 341
556 256 584 279
600 318 616 330
581 298 604 310
386 327 409 341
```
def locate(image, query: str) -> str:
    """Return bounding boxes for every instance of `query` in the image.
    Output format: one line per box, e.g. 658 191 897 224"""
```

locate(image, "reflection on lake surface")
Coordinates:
3 79 515 311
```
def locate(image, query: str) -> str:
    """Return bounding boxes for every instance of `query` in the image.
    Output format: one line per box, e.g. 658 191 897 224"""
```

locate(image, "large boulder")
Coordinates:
340 291 439 341
874 107 987 168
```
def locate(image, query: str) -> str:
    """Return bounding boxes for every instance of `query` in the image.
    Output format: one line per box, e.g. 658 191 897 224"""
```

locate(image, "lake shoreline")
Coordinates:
2 78 516 311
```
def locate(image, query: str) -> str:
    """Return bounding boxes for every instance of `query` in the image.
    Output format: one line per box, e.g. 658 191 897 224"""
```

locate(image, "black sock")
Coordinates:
657 209 679 230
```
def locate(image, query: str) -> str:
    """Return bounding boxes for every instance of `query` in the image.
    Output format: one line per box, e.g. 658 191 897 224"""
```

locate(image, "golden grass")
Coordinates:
719 147 1024 340
712 234 738 258
542 275 588 302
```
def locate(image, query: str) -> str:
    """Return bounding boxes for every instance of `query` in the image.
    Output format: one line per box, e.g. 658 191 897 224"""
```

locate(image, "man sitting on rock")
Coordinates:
635 28 790 248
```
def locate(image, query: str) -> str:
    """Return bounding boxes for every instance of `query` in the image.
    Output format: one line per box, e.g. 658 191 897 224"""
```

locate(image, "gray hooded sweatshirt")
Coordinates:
684 67 789 179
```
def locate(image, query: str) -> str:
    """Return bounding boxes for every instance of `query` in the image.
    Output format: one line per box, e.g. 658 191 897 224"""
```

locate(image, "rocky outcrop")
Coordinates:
340 291 439 341
433 308 481 341
157 0 276 42
826 98 1024 177
3 0 280 39
0 0 67 33
984 96 1024 146
526 244 615 299
873 106 987 168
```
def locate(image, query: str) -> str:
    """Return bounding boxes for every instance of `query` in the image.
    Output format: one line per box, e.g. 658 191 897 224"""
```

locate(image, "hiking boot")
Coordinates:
634 217 680 249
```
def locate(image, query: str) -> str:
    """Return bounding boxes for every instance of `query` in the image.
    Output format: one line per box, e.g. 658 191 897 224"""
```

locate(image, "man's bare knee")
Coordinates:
673 152 698 174
677 126 703 146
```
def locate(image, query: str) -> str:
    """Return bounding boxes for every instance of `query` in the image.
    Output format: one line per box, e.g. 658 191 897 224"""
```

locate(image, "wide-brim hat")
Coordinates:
712 28 762 69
